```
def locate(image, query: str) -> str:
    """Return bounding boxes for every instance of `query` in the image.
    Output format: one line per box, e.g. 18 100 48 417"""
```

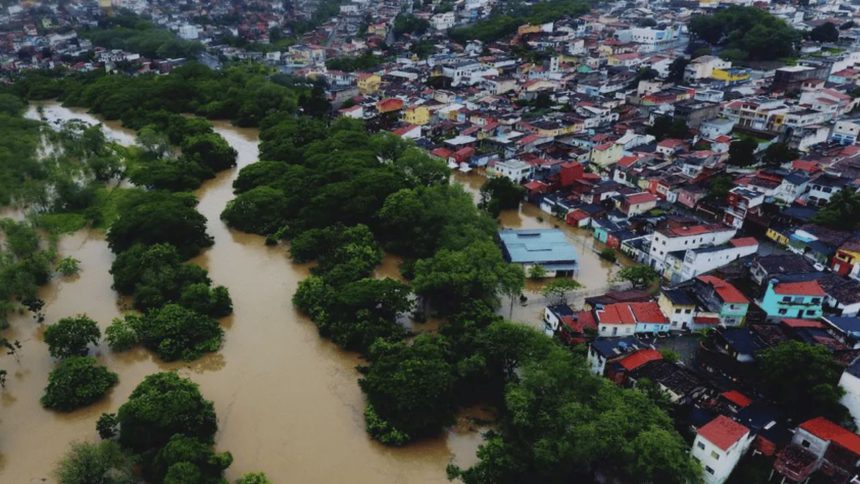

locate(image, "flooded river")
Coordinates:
1 103 482 483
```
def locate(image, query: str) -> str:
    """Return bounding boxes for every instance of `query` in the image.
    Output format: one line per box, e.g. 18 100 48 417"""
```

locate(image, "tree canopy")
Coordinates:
43 315 101 359
689 6 801 61
41 356 118 411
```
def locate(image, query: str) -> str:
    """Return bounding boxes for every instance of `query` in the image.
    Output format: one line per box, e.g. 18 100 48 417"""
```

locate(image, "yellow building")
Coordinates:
712 68 750 83
766 227 790 246
403 106 430 126
589 142 624 167
357 73 381 94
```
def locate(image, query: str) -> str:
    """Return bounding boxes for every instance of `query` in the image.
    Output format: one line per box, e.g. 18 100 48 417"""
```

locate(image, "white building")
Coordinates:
648 223 737 274
431 12 456 31
663 238 759 285
492 159 532 183
685 56 731 82
692 416 752 484
178 24 199 40
832 118 860 145
840 360 860 430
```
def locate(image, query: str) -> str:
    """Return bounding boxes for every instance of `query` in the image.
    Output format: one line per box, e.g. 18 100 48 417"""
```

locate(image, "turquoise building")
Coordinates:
760 279 825 320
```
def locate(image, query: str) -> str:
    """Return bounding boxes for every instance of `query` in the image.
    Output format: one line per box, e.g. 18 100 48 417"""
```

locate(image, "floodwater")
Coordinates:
1 103 485 483
451 171 631 327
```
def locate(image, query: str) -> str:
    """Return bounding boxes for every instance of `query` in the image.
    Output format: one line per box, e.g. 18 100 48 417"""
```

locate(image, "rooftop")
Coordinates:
799 417 860 456
498 229 578 265
698 415 749 451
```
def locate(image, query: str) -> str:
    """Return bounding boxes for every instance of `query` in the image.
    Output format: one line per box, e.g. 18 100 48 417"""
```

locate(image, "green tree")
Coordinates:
236 473 272 484
107 191 212 258
708 174 734 200
757 341 847 421
104 315 141 352
360 335 456 444
762 142 798 166
54 440 135 484
221 186 290 235
41 356 118 411
57 257 81 277
152 434 232 483
118 372 218 452
527 265 548 279
479 177 525 217
689 6 801 61
44 315 101 359
728 139 758 167
135 304 223 361
813 188 860 230
809 22 839 43
182 133 238 172
615 265 660 288
541 278 583 304
667 57 689 84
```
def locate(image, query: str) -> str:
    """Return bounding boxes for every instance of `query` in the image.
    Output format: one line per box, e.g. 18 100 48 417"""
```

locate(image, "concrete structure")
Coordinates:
498 229 578 277
839 359 860 430
648 223 737 274
595 301 670 337
692 416 752 484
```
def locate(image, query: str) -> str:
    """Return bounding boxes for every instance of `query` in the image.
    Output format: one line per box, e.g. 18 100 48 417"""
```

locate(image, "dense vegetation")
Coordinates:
449 0 592 44
0 220 55 328
43 315 101 359
689 6 801 61
41 356 118 411
325 52 386 72
85 372 235 483
82 13 203 60
222 98 699 481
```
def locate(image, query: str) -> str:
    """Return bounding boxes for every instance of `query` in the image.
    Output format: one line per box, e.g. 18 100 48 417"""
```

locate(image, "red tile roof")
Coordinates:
799 417 860 456
721 390 753 409
730 237 758 248
561 310 597 334
618 349 662 371
597 302 668 325
693 316 720 325
779 318 824 329
698 416 750 451
697 276 750 304
772 280 826 297
625 192 659 205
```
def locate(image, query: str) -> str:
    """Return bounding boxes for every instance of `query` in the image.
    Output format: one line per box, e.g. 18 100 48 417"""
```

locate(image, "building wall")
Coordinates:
839 371 860 430
691 432 751 484
760 284 824 320
658 293 695 330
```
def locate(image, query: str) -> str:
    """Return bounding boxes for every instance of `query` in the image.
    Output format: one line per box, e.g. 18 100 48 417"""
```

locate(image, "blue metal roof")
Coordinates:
498 229 578 265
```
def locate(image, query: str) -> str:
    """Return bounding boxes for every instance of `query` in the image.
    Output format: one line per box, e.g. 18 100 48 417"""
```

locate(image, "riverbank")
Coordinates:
0 102 481 483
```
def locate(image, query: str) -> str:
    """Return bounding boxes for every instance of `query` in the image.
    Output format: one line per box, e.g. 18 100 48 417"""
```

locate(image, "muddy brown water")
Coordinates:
0 103 483 483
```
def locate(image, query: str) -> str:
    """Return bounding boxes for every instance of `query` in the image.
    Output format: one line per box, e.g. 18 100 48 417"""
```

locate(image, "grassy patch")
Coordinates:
35 212 88 234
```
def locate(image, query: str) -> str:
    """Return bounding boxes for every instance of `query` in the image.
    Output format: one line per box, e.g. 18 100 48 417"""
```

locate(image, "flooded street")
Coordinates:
1 103 482 483
452 172 630 327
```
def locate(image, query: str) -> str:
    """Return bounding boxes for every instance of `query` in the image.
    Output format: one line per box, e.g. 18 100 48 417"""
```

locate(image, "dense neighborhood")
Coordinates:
11 0 860 483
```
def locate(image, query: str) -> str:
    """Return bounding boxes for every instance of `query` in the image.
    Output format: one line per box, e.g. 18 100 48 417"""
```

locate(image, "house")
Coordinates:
587 337 648 375
685 55 731 82
589 142 624 168
628 359 710 404
694 276 750 327
357 73 381 94
839 358 860 429
619 192 658 217
759 279 825 321
543 303 596 342
595 301 669 337
691 415 753 484
773 417 860 483
605 348 663 384
403 105 431 125
648 221 736 274
390 124 421 140
832 237 860 278
662 237 759 285
658 288 696 331
498 229 578 277
492 159 532 183
376 98 404 114
750 254 816 286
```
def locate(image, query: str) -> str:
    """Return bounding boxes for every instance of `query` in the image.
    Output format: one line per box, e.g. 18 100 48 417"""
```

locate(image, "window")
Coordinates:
697 441 705 450
705 466 715 475
782 296 792 302
812 298 821 304
675 308 682 314
710 451 720 460
807 309 817 316
685 309 692 314
802 440 810 448
778 309 787 315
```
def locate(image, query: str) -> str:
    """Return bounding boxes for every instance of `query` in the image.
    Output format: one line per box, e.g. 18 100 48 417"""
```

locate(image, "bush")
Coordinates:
41 356 118 411
600 248 617 262
104 315 141 352
54 440 135 484
57 257 81 276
